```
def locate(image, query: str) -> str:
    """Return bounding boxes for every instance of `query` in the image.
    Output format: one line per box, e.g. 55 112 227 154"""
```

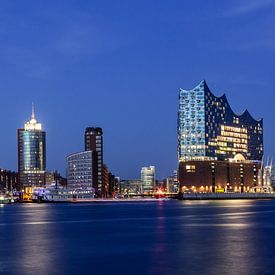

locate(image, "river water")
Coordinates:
1 200 275 275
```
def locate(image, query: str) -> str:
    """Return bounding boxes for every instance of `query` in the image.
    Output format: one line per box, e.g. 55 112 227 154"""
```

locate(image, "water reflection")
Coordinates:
11 205 63 275
177 200 264 274
150 201 170 274
1 201 275 275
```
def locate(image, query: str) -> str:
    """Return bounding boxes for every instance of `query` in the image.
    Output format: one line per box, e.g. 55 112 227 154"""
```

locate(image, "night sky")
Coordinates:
0 0 274 179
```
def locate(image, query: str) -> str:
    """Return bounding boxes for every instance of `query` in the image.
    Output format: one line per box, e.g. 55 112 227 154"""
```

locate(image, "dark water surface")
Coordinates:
1 200 275 275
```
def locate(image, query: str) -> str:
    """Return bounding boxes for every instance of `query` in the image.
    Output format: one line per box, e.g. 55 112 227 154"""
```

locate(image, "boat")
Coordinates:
0 195 15 204
32 186 95 202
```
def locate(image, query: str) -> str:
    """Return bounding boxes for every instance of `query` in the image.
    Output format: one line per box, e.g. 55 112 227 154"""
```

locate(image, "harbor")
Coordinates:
2 199 275 275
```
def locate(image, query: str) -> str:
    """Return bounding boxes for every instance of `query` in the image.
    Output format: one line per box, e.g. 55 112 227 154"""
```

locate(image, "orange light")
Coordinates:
156 188 164 195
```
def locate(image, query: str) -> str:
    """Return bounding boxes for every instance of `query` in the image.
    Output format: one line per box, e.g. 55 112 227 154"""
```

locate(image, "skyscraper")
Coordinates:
84 127 103 194
18 105 46 189
178 81 263 193
141 166 156 193
178 80 263 162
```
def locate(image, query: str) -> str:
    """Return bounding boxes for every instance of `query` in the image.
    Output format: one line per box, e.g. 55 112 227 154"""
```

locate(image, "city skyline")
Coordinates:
0 1 274 179
2 2 275 274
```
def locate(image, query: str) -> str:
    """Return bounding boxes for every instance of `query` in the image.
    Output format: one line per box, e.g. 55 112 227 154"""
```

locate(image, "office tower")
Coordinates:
178 80 263 162
141 166 156 193
84 127 103 194
178 81 263 193
67 151 93 189
18 105 46 189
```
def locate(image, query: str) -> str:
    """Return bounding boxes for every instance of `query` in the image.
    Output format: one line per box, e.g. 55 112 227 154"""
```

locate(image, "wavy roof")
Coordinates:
199 80 263 123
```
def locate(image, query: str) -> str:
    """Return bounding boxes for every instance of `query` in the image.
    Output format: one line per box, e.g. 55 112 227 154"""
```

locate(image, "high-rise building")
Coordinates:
141 166 156 193
178 80 263 162
67 151 93 189
18 105 46 189
84 127 103 194
178 81 264 193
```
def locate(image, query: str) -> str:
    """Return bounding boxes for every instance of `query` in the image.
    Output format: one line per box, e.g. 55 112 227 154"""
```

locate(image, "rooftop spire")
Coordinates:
25 102 42 131
31 102 35 120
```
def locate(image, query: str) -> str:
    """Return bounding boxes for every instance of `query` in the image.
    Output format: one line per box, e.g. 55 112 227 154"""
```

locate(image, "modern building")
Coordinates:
164 170 179 193
120 179 142 194
257 163 273 192
141 166 156 193
18 105 46 189
178 80 263 162
109 175 120 195
46 170 67 187
178 81 263 192
179 157 260 193
0 169 19 193
101 164 119 197
102 164 110 197
84 127 103 194
67 151 93 189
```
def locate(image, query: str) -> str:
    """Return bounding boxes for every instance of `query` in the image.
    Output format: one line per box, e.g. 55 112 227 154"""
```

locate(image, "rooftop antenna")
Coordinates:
261 156 264 171
31 102 35 120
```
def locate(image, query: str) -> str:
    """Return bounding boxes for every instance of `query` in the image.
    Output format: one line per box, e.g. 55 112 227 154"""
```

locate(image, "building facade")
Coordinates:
178 80 263 162
108 175 120 195
120 179 142 194
102 164 110 197
179 158 260 193
0 169 19 193
46 171 67 187
84 127 103 194
178 81 264 192
18 106 46 188
164 170 179 193
141 166 156 193
67 151 93 189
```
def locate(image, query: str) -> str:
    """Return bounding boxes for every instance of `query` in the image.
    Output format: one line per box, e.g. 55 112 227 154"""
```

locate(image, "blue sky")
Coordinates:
0 0 274 179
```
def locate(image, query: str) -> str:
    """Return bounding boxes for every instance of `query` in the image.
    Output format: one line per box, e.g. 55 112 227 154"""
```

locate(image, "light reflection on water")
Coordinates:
1 200 275 275
11 206 62 275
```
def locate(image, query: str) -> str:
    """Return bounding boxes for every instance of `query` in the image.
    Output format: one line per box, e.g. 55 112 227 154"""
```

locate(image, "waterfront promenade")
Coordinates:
180 192 275 200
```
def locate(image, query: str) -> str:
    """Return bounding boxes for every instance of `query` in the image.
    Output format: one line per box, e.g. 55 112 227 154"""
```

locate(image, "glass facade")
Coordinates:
141 166 156 193
67 151 93 189
178 81 206 160
18 110 46 188
178 80 263 162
